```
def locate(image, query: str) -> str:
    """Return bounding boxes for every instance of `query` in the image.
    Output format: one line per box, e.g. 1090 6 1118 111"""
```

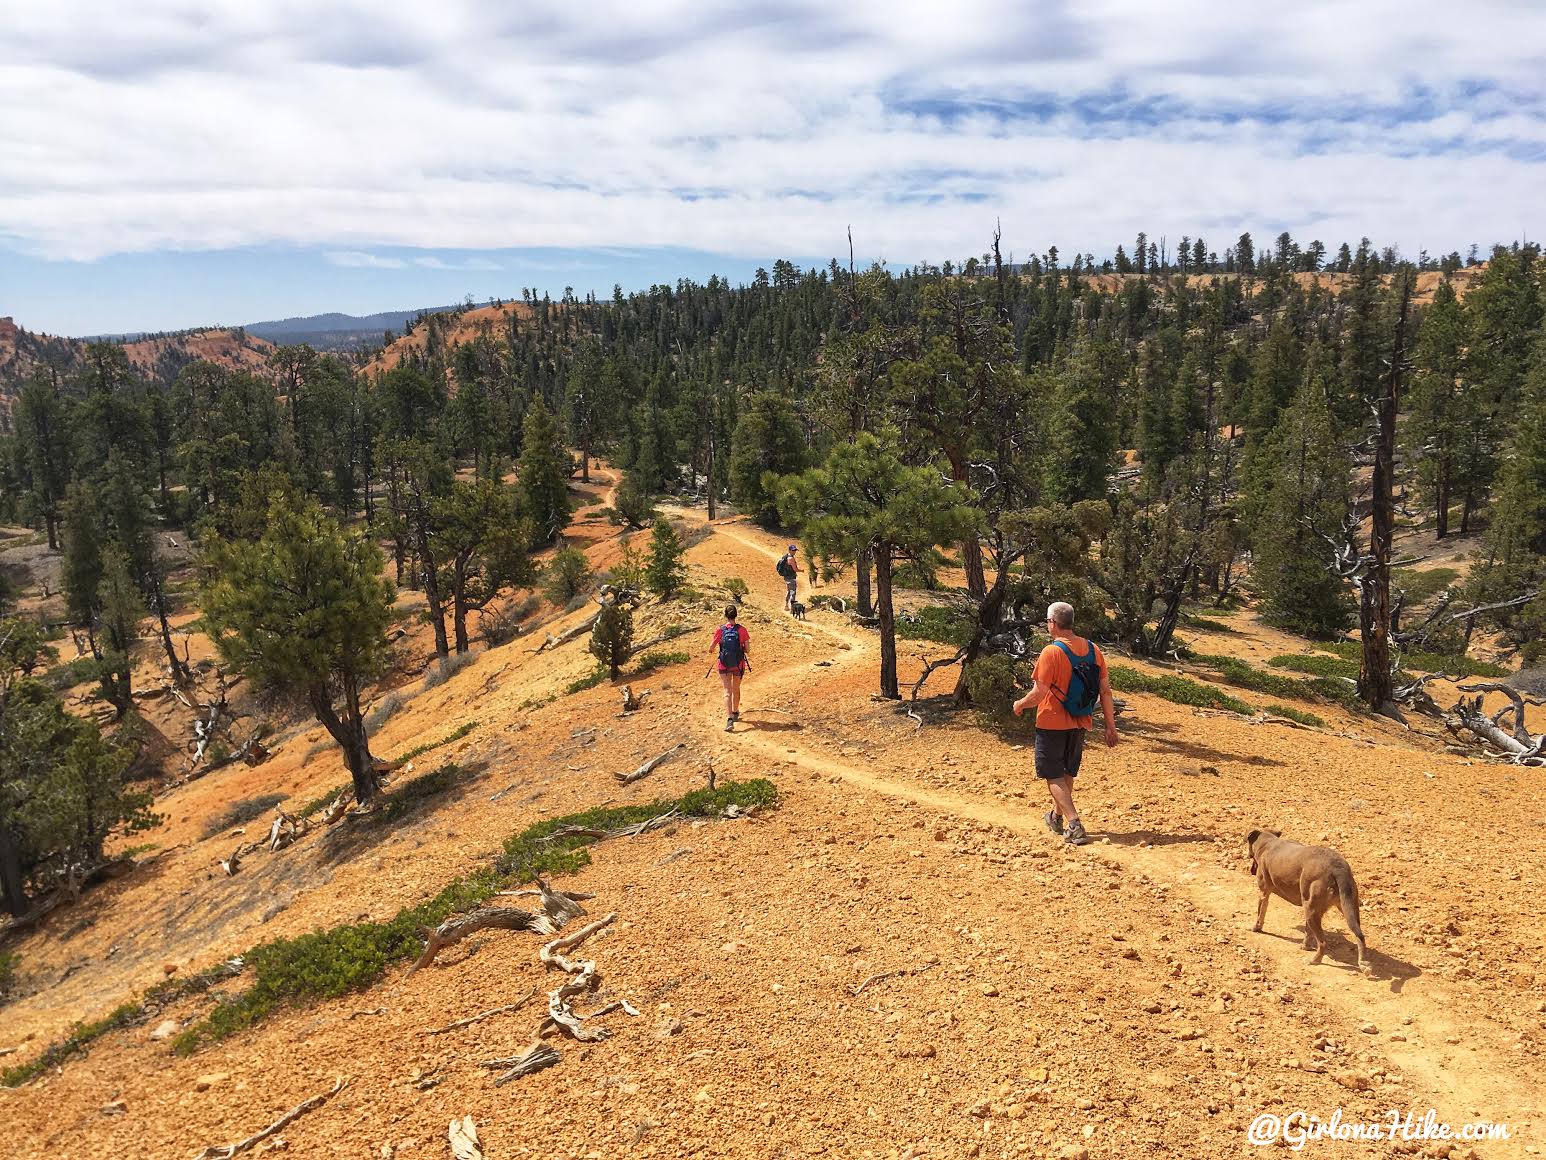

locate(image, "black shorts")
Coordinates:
1034 728 1087 780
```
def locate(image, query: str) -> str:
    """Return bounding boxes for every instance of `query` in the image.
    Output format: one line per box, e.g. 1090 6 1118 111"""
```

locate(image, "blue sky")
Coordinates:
2 0 1544 335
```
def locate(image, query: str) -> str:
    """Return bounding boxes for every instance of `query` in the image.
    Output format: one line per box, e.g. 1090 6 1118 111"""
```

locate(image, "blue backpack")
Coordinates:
1053 640 1101 717
718 624 745 669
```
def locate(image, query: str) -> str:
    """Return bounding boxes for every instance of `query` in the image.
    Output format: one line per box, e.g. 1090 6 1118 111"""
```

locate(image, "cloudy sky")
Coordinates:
2 0 1544 335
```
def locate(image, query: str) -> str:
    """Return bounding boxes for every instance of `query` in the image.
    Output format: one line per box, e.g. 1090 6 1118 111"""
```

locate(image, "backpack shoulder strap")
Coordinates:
1051 640 1077 662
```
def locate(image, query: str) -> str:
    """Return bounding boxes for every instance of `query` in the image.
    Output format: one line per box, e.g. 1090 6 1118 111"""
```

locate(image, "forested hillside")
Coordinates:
3 230 1546 1158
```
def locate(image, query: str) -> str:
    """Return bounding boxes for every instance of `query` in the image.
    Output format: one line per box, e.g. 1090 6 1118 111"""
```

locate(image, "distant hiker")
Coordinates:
777 544 799 612
708 604 751 731
1011 601 1118 846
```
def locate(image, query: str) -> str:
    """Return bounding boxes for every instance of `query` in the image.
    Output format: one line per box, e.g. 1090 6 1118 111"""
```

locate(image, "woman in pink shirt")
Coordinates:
708 604 751 731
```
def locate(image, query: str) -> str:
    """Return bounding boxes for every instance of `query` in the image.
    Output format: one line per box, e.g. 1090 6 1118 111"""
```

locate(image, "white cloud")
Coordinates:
2 1 1544 264
325 251 407 268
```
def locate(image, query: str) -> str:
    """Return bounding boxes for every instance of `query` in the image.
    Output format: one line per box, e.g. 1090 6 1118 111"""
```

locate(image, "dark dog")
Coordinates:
791 600 806 620
1245 829 1367 969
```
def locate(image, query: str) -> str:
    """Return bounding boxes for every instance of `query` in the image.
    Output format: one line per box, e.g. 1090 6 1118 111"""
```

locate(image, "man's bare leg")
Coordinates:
1046 776 1079 826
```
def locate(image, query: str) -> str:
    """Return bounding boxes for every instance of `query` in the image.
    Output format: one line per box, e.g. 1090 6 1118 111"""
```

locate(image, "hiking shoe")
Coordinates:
1065 819 1090 846
1044 810 1064 836
725 717 734 732
730 711 739 722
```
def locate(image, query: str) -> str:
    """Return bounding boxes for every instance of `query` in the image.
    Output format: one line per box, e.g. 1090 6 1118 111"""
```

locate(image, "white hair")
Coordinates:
1047 601 1075 629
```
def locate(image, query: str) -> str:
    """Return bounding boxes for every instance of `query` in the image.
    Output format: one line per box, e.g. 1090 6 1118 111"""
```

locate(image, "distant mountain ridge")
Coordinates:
244 306 458 350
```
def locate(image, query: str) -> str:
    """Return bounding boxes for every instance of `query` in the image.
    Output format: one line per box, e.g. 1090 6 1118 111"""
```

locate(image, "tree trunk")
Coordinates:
1435 464 1450 539
1460 491 1475 536
151 573 191 684
875 542 899 699
1358 276 1409 714
452 556 471 654
951 555 1012 706
45 512 58 551
0 821 27 918
580 427 591 483
415 527 450 661
856 545 874 617
946 453 986 599
310 683 379 803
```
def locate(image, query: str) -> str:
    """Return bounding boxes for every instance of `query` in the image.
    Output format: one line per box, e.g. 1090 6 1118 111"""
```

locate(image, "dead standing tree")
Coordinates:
1320 272 1413 721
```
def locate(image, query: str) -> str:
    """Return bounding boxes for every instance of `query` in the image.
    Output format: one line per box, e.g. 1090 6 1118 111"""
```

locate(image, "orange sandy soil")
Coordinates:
2 474 1544 1159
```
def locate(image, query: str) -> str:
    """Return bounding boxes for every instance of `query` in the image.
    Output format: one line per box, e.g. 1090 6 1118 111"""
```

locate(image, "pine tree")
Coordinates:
200 493 394 802
775 433 981 698
1248 376 1355 636
94 547 144 717
1404 279 1476 537
644 517 687 598
588 598 635 678
727 390 806 524
516 394 571 547
434 480 533 653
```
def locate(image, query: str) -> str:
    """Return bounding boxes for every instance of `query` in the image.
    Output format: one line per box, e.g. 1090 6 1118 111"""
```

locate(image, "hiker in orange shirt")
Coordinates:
1012 601 1118 846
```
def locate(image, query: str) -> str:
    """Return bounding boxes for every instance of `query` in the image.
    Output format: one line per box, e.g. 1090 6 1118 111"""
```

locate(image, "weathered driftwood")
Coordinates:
535 913 634 1041
1449 682 1546 763
618 685 650 713
320 790 353 825
426 991 537 1036
267 806 307 852
850 961 937 997
218 844 243 877
449 1116 484 1160
536 877 587 925
408 906 547 975
543 808 679 842
533 610 602 654
192 1077 346 1159
482 1043 562 1085
614 742 685 784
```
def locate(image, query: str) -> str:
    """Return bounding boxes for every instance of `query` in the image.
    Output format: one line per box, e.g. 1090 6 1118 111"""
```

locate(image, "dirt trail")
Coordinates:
3 495 1542 1158
703 513 1544 1151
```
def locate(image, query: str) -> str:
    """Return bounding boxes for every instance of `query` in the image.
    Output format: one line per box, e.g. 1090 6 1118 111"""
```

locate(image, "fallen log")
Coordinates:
425 991 537 1036
1449 682 1546 763
408 906 549 975
481 1043 562 1085
614 742 686 784
532 610 602 654
192 1077 346 1159
619 685 650 713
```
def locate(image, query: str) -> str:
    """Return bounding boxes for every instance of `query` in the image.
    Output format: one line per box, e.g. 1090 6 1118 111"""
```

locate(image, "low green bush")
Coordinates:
0 950 17 1002
1190 654 1313 700
564 667 608 695
1108 665 1253 714
174 778 778 1057
1270 653 1359 680
633 650 692 675
395 721 478 764
1262 704 1326 728
896 605 974 647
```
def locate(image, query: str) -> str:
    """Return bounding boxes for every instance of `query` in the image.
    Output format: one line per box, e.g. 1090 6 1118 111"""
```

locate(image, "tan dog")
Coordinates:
1246 830 1367 969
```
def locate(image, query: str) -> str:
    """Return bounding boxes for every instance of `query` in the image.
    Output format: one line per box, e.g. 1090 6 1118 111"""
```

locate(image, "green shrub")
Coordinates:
295 782 349 819
564 667 608 695
2 1002 144 1086
1190 654 1313 700
202 793 288 839
1180 613 1238 634
1392 566 1459 608
395 721 477 764
1108 665 1253 714
42 655 100 691
896 605 974 647
544 546 593 604
633 650 692 675
0 950 17 1003
376 763 466 822
723 578 749 602
961 654 1034 735
1270 653 1360 680
1262 704 1327 727
174 778 778 1056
